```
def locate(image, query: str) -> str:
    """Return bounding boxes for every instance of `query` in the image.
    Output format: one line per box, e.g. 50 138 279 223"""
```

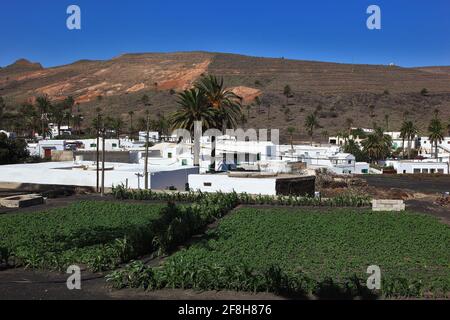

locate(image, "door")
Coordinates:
44 148 52 158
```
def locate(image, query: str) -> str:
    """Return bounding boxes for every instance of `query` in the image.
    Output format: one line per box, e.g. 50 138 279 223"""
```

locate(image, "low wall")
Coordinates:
74 151 132 163
371 199 405 212
275 176 316 197
51 150 74 161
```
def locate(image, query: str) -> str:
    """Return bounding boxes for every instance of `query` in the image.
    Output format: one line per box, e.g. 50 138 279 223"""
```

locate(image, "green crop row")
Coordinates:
112 185 372 207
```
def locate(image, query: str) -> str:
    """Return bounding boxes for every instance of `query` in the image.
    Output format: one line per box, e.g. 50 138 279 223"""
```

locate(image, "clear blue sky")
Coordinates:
1 0 449 68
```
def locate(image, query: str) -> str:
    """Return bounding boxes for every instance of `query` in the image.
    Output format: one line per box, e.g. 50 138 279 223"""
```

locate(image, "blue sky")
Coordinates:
1 0 449 67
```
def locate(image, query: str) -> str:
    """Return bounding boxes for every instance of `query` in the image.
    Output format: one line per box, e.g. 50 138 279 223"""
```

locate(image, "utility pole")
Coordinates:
96 111 100 193
144 111 150 189
101 128 106 196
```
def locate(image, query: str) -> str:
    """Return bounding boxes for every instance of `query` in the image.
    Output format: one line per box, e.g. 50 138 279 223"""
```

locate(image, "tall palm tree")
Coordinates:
111 117 124 147
194 75 242 131
72 114 83 135
170 88 217 167
35 96 51 138
361 128 392 163
345 117 354 136
428 118 444 159
384 114 390 132
287 127 295 151
0 96 5 129
128 111 135 137
305 113 320 146
49 103 65 137
194 75 242 171
170 89 217 133
400 120 418 159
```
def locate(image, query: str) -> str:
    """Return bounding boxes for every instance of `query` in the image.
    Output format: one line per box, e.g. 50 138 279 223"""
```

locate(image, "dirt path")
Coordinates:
0 268 282 300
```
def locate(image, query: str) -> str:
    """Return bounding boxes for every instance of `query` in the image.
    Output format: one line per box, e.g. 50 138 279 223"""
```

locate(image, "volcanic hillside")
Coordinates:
1 52 450 141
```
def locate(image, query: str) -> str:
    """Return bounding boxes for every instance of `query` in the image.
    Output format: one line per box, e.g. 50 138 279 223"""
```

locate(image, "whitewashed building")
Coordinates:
385 159 449 174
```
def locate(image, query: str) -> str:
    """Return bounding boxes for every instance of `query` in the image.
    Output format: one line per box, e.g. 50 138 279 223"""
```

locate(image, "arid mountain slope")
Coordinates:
1 52 449 141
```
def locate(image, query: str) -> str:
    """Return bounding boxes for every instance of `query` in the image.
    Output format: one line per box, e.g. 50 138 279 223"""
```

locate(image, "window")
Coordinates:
422 169 428 174
112 143 117 148
438 169 444 174
90 143 96 148
245 153 250 163
362 169 368 174
181 159 187 166
413 168 420 173
430 169 436 174
203 182 212 187
403 170 406 174
257 153 261 161
168 152 172 158
348 160 352 164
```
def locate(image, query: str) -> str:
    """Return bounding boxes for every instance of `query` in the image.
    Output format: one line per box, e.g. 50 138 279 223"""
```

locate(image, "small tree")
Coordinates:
141 94 150 106
305 113 320 146
283 85 292 105
287 127 295 151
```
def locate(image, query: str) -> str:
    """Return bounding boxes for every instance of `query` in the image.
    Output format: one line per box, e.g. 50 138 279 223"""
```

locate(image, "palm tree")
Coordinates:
305 113 320 146
246 105 251 120
170 88 216 167
321 130 329 146
254 96 262 113
345 118 354 135
49 103 65 137
400 120 418 159
384 114 390 132
128 111 135 137
0 96 5 129
110 117 124 146
194 75 242 131
428 118 444 159
35 96 51 138
170 89 217 133
194 75 242 171
361 128 392 163
283 85 292 105
287 127 295 151
72 114 83 135
63 96 75 128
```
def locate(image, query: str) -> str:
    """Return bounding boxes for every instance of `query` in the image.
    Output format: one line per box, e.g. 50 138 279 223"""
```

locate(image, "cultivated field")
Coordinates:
110 206 450 298
0 201 165 271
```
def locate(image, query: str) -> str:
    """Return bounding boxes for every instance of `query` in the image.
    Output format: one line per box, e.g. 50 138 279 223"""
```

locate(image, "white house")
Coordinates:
385 159 449 174
138 131 160 143
0 161 199 190
418 136 450 160
189 172 315 196
77 139 122 151
48 123 71 138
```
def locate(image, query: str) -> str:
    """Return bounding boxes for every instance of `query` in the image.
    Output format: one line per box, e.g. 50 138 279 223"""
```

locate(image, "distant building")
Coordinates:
0 130 16 139
386 159 449 174
189 172 315 196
